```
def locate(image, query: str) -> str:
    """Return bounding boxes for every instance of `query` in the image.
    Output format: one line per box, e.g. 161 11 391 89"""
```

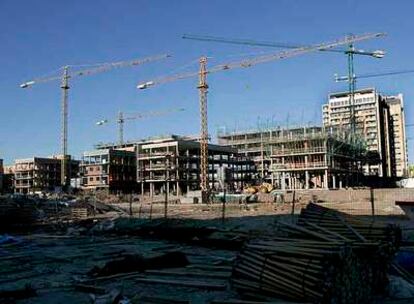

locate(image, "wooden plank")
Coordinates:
145 269 231 279
133 277 227 290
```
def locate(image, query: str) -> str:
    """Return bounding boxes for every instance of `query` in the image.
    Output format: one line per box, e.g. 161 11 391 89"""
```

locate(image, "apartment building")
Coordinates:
81 149 137 193
322 88 408 178
14 156 79 194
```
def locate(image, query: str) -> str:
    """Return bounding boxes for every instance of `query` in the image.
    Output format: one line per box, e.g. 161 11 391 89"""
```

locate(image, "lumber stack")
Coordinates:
232 240 370 303
231 203 402 303
298 203 402 249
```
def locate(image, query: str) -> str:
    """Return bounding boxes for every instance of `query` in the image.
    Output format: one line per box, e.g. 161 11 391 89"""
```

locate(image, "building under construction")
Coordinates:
80 149 137 194
96 135 255 196
13 156 79 194
218 126 366 189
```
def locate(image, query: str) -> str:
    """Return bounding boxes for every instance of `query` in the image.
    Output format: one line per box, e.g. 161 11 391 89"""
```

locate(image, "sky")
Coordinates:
0 0 413 164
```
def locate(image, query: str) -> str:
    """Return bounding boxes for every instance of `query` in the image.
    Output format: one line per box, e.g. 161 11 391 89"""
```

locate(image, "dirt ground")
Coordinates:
1 195 414 303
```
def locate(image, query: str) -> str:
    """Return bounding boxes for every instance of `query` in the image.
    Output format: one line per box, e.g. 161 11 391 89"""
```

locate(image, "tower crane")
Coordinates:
96 107 185 145
183 33 386 141
335 68 414 136
335 68 414 82
20 54 170 189
137 32 385 204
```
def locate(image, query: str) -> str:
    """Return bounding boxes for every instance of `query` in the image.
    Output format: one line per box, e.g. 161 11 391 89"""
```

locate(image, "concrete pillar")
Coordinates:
305 171 309 189
332 174 336 189
324 170 329 189
281 172 286 190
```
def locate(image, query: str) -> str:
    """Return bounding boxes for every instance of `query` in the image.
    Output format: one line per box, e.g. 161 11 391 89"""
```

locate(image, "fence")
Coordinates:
283 188 414 217
106 188 414 222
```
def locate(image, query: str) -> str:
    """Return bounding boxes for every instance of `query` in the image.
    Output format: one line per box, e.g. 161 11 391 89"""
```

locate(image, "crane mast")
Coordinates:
118 111 125 145
60 66 69 187
21 54 170 190
197 57 209 204
97 107 185 146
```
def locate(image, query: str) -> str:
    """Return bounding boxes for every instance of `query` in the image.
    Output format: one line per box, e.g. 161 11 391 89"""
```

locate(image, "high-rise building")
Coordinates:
384 94 409 177
322 88 408 178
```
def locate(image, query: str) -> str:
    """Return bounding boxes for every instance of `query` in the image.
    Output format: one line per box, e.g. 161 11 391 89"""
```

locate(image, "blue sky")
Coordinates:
0 0 413 164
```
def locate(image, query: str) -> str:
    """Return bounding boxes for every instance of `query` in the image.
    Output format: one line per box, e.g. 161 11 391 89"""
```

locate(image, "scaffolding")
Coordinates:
218 126 366 189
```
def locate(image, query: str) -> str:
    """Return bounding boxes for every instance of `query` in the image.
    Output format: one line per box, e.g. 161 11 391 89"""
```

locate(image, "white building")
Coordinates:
323 88 408 178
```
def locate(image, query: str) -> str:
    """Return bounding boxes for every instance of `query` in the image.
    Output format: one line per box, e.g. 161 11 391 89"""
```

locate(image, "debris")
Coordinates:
89 251 189 277
89 288 125 304
0 234 21 245
132 277 227 290
74 283 107 294
388 275 414 299
0 284 37 302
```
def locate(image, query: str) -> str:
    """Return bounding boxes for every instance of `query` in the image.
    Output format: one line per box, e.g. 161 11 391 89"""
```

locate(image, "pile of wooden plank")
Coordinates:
298 203 402 248
231 203 402 303
232 239 371 303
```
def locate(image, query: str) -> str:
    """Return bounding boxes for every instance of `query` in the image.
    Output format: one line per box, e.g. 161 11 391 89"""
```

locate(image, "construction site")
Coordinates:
2 2 414 303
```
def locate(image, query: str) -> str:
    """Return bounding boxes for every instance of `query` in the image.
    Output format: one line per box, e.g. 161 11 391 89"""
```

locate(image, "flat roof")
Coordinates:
218 126 323 138
328 87 376 99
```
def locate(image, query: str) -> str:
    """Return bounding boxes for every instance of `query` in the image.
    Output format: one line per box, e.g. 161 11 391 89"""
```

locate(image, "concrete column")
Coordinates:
281 172 286 190
324 170 329 189
332 174 336 189
305 171 309 189
270 158 274 186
